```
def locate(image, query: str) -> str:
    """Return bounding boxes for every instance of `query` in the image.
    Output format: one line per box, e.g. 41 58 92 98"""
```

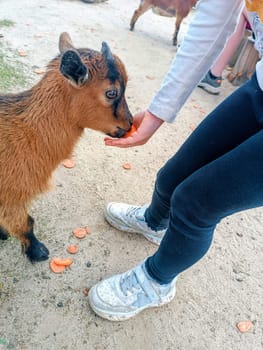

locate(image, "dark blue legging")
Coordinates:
145 73 263 284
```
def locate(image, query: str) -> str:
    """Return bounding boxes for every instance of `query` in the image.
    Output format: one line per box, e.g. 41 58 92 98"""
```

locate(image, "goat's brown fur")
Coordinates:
0 32 132 262
130 0 197 46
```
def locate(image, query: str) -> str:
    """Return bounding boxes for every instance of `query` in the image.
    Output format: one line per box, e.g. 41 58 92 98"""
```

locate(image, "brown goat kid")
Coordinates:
130 0 197 46
0 33 132 262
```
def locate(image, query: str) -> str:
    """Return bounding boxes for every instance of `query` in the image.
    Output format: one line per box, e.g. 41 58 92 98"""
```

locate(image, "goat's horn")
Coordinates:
59 32 76 54
101 42 114 62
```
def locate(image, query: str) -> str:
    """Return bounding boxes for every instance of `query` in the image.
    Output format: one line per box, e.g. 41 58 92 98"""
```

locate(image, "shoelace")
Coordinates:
126 206 141 218
120 270 142 297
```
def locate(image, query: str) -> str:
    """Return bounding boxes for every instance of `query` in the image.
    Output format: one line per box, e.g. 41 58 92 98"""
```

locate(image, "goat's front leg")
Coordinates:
130 1 152 31
5 210 49 262
173 17 182 46
0 225 9 240
22 216 49 262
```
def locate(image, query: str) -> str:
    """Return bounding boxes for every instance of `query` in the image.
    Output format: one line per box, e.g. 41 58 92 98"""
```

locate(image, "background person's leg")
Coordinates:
197 7 248 94
147 130 263 283
211 8 247 77
145 74 263 230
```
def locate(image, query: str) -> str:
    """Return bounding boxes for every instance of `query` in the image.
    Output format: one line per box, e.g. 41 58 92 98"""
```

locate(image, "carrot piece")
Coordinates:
33 68 46 75
73 227 86 239
85 226 92 235
52 258 73 267
18 49 27 57
67 245 78 254
50 259 66 273
122 162 131 170
236 321 253 333
123 125 137 138
83 288 90 296
62 159 75 169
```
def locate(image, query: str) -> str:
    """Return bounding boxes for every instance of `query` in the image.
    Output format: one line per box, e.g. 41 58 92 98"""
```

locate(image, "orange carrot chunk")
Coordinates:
122 162 132 170
52 258 73 267
62 159 75 169
236 321 253 333
34 68 46 75
50 259 66 273
18 49 27 57
123 125 137 138
85 226 92 235
67 245 78 254
83 288 90 296
73 227 86 239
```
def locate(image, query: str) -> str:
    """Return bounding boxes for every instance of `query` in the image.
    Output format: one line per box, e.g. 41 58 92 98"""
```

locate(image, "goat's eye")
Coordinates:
105 89 118 99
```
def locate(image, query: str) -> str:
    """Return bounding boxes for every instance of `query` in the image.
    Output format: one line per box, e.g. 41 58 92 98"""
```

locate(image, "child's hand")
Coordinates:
104 110 164 148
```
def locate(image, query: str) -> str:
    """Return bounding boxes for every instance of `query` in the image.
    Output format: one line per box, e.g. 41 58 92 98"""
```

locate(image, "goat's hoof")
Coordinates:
0 228 9 240
0 232 8 240
25 241 49 262
172 39 178 47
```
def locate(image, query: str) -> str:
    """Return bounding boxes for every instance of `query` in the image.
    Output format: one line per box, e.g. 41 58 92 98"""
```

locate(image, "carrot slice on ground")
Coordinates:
85 226 92 235
236 321 253 333
50 259 66 273
73 227 86 239
83 288 90 296
122 162 131 170
123 125 137 138
67 245 78 254
62 159 75 169
18 49 27 57
52 258 73 267
34 68 46 75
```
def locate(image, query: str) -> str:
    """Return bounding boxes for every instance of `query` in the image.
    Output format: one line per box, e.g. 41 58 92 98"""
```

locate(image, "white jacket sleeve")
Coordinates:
148 0 244 123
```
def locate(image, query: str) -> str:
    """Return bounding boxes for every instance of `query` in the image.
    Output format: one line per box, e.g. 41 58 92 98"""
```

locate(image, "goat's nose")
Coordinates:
114 128 126 138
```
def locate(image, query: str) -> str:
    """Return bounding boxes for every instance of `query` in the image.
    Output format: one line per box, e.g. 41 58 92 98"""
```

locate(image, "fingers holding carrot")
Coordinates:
104 110 164 148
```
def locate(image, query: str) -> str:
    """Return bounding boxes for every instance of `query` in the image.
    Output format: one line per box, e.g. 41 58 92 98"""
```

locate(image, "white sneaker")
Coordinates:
88 261 177 321
104 202 166 245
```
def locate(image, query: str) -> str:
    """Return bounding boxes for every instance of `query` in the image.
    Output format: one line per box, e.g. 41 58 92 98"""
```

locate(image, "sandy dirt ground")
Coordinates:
0 0 262 349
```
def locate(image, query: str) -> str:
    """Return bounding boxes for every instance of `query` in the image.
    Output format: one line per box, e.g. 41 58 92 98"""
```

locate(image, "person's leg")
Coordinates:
211 8 247 77
145 74 263 231
89 75 263 320
89 130 263 321
147 129 263 283
198 7 247 94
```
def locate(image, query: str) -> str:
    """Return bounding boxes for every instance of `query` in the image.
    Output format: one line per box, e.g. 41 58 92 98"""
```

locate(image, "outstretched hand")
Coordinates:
104 110 164 148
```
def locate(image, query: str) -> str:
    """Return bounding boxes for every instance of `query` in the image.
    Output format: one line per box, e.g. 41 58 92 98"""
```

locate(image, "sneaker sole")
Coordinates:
88 286 176 321
104 209 161 246
197 82 220 95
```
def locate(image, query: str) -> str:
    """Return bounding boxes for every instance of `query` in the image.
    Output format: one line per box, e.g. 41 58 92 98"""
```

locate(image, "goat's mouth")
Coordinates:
106 127 129 138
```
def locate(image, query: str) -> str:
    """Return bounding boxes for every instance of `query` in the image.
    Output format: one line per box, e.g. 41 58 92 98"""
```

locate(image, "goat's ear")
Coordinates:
59 32 75 54
60 50 88 87
101 42 114 62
